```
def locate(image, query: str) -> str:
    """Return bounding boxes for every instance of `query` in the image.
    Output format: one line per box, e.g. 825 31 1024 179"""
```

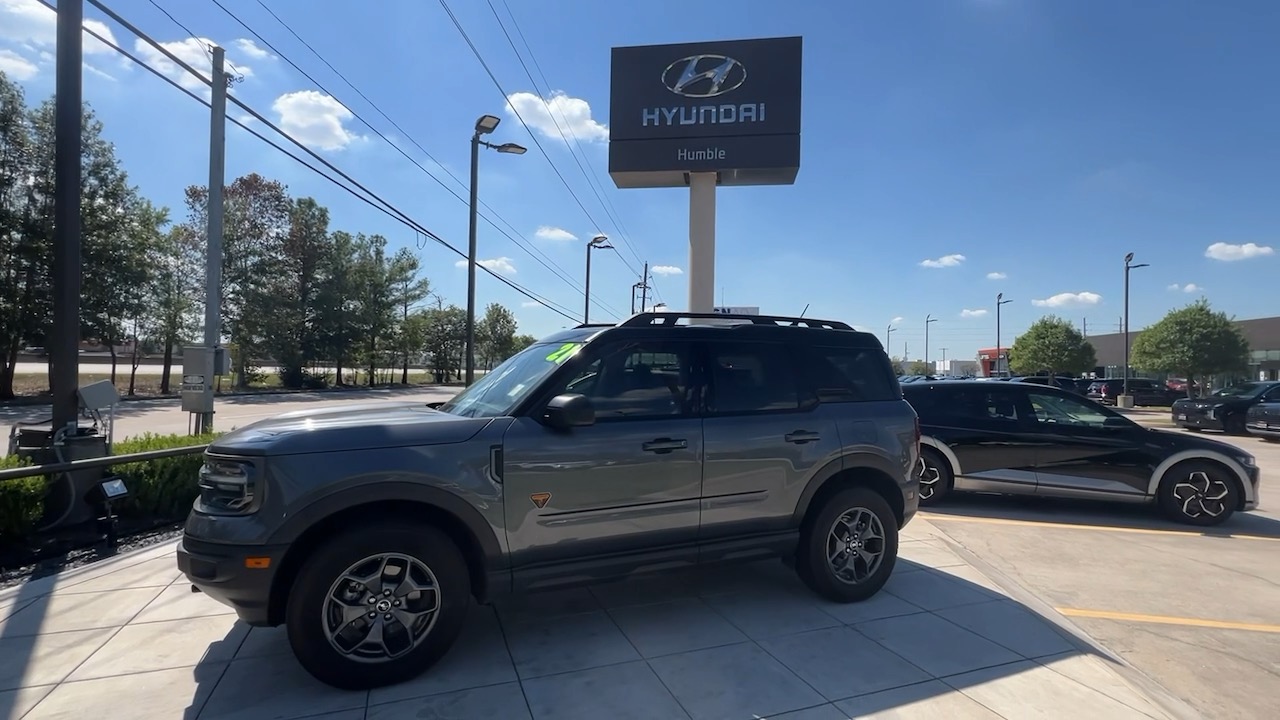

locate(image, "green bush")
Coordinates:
109 432 221 521
0 454 45 539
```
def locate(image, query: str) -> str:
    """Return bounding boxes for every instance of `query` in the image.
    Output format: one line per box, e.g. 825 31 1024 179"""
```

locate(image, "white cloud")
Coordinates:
1167 283 1202 293
1032 291 1102 308
1204 242 1274 262
0 0 119 56
455 256 516 275
83 62 115 82
890 316 904 324
233 38 273 60
521 300 544 308
272 90 360 151
0 48 37 80
960 308 988 318
534 225 576 242
651 265 684 276
134 37 256 92
986 271 1007 280
919 254 966 268
505 90 608 143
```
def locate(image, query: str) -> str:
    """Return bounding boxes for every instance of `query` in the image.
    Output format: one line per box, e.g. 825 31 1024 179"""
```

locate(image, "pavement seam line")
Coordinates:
921 512 1280 543
923 521 1202 720
1055 607 1280 634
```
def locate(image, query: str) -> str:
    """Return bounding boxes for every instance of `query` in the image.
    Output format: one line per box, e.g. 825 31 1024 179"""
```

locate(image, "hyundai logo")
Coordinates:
661 55 747 98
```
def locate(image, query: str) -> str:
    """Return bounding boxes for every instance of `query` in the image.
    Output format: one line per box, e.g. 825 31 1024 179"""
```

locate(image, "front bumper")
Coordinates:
1246 420 1280 440
177 536 289 627
1171 407 1224 431
1244 465 1261 512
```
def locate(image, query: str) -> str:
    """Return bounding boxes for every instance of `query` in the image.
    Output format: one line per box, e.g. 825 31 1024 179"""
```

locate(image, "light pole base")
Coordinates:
1116 395 1136 409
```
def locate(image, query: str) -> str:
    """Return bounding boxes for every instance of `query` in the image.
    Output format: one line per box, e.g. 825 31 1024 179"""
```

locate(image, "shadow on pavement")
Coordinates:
924 493 1280 539
171 557 1164 719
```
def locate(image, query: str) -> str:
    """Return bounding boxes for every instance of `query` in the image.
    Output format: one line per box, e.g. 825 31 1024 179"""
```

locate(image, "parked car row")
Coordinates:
1172 381 1280 438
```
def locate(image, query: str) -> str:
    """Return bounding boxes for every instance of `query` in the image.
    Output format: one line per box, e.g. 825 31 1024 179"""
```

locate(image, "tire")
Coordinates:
917 447 953 507
796 487 898 603
1156 461 1239 527
285 522 471 690
1223 414 1247 436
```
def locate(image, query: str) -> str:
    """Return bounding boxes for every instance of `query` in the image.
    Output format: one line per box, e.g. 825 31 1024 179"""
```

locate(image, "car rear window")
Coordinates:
804 345 899 402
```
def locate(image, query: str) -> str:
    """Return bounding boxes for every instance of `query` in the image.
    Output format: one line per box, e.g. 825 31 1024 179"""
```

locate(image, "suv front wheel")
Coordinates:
285 521 471 690
797 487 898 603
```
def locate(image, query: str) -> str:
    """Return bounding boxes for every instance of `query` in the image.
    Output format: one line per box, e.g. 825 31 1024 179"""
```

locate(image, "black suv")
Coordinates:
177 312 920 689
1172 381 1280 435
906 380 1259 525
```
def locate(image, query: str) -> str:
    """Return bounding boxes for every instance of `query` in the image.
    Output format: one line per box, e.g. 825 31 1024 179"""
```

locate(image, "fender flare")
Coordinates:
919 436 962 476
1148 450 1257 506
267 481 506 567
791 452 907 525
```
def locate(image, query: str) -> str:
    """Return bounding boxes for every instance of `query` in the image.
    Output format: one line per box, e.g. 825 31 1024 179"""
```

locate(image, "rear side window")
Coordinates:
804 345 900 402
705 341 803 415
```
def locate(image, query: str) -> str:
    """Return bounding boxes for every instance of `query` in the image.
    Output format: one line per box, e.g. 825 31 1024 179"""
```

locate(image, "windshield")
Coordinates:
438 341 584 418
1212 383 1267 398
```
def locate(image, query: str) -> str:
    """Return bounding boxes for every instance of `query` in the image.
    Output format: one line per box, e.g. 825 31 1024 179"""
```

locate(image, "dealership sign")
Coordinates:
609 37 803 189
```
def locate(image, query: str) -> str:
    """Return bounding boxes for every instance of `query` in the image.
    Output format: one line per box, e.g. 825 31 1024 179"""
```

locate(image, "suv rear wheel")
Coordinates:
285 522 471 689
797 487 898 603
917 448 953 506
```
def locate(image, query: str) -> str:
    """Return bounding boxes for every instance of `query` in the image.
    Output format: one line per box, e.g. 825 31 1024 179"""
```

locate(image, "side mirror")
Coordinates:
543 393 595 430
1102 416 1131 430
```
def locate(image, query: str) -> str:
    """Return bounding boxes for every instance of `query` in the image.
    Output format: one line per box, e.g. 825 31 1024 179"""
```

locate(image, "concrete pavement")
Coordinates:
0 516 1185 719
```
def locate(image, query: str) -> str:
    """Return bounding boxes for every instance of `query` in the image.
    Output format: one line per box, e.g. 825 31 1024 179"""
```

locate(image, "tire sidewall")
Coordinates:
800 487 899 603
918 447 952 506
1157 461 1239 527
285 522 471 690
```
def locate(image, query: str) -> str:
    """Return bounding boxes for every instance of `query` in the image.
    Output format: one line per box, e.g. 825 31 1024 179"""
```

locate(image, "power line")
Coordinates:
436 0 642 283
491 0 663 305
200 0 622 319
72 0 583 323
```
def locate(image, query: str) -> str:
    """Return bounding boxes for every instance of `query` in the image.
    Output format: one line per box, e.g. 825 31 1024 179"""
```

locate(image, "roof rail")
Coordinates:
620 311 853 331
573 322 617 329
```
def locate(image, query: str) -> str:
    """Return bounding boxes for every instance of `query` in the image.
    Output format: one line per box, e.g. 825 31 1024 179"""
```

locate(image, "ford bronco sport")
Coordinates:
177 311 920 689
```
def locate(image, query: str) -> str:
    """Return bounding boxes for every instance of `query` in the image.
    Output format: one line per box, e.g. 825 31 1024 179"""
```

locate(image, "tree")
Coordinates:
422 304 466 383
511 334 537 355
477 303 518 370
907 361 931 376
387 247 431 383
349 234 397 385
0 71 38 399
268 197 331 387
1132 299 1250 397
1008 316 1097 376
314 230 358 385
148 225 202 393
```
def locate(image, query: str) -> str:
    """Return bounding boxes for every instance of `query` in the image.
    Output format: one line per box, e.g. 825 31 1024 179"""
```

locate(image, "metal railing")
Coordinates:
0 444 209 483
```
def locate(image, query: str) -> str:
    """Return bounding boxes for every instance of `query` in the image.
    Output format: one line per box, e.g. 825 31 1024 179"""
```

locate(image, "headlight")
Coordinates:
197 458 257 514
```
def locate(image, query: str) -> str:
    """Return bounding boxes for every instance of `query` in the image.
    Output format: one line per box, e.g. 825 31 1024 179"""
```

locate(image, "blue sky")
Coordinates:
1 0 1277 362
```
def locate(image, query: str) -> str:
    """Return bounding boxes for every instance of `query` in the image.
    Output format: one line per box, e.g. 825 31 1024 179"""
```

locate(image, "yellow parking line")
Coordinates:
920 512 1280 542
1057 607 1280 634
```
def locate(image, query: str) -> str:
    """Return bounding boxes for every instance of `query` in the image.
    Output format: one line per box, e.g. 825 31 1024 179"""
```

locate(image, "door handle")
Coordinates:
642 438 687 453
785 431 822 444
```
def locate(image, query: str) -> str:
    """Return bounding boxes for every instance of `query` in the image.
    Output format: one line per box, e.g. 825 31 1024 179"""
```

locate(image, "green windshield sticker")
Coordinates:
545 343 581 364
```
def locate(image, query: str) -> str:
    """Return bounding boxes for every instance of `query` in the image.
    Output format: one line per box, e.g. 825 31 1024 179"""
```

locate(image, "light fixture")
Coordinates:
475 114 501 135
495 142 527 154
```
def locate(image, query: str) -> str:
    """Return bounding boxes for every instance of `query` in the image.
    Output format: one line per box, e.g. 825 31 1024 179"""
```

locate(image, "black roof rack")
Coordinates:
619 311 853 331
573 322 617 329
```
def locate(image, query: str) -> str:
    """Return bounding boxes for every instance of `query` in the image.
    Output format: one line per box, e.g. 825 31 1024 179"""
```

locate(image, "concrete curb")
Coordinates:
0 537 179 604
929 523 1203 720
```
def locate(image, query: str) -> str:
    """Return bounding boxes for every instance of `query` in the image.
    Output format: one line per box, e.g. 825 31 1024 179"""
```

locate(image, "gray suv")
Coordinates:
177 311 920 689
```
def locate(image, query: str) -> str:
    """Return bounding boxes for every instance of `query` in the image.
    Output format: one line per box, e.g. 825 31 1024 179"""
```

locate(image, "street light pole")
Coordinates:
584 235 612 323
925 314 938 372
885 324 895 351
1123 252 1150 402
995 293 1012 377
465 114 526 386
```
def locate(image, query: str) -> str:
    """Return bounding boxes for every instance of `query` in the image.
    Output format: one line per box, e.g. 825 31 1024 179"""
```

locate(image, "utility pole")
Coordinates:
50 0 84 436
197 46 227 434
1082 317 1088 336
925 314 938 371
639 262 649 312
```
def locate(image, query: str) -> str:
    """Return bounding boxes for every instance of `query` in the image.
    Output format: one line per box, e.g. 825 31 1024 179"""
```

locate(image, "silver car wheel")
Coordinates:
918 457 941 500
1171 470 1231 519
322 553 441 664
826 507 886 585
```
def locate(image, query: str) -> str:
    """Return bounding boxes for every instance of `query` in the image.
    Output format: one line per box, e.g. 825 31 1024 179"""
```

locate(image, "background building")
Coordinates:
1086 315 1280 382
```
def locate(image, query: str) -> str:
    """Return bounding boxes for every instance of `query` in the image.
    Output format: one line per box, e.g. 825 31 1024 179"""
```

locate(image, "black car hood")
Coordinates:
1145 425 1252 457
208 402 494 456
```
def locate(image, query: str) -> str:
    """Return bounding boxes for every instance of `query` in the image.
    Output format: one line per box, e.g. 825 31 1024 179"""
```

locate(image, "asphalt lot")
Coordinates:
924 420 1280 720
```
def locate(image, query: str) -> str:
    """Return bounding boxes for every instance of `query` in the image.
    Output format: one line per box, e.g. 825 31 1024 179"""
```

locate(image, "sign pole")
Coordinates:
688 172 717 313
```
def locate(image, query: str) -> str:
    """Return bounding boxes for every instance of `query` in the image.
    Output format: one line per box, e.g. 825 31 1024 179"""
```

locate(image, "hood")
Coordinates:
208 402 494 456
1146 425 1253 459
